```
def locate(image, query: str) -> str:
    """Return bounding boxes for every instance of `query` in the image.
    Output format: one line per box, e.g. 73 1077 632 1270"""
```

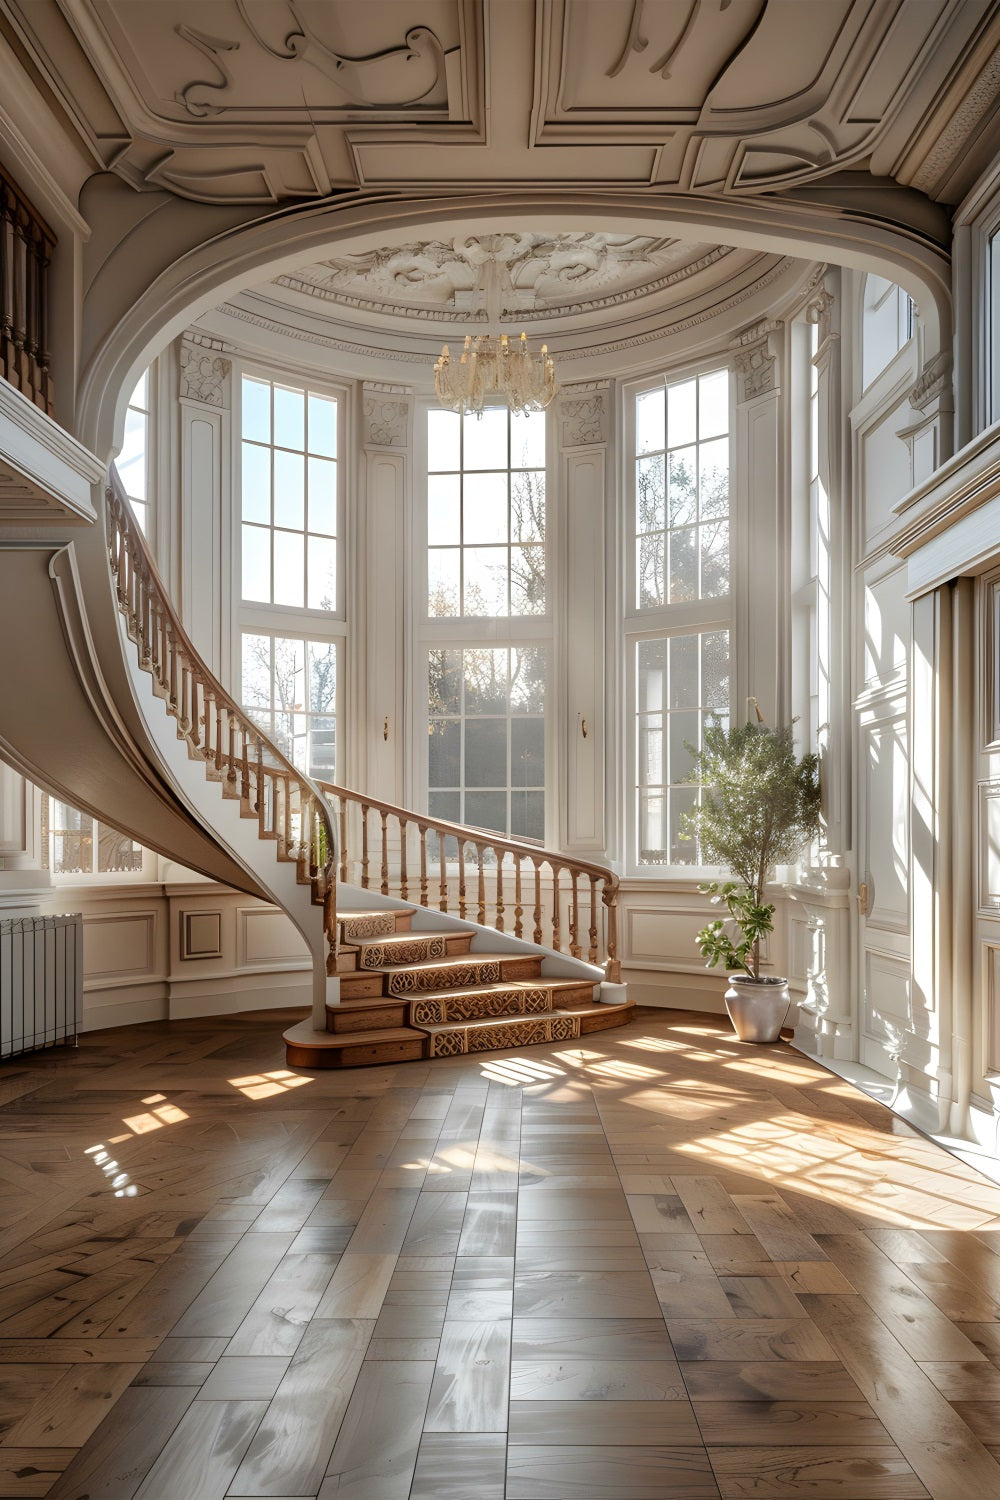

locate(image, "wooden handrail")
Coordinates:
318 780 620 983
105 478 337 969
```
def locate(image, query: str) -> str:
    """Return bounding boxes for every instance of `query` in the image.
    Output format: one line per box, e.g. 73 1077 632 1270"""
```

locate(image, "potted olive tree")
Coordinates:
684 715 821 1042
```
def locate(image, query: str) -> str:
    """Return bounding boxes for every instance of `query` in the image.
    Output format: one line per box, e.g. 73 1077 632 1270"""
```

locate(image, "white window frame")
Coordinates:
234 364 348 785
623 361 734 877
414 400 555 846
44 798 149 884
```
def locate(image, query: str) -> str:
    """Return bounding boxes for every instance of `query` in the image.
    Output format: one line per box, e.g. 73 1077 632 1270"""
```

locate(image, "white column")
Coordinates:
557 382 609 856
177 333 233 682
361 383 411 805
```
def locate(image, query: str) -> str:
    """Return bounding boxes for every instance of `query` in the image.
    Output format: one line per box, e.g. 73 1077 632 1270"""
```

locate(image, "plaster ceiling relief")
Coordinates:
539 0 967 193
275 232 731 323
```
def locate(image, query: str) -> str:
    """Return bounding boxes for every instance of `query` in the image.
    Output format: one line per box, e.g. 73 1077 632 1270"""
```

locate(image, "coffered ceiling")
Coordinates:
4 0 1000 208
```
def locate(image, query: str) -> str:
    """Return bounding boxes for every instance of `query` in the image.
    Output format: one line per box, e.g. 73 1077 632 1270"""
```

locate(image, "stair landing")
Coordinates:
284 907 632 1068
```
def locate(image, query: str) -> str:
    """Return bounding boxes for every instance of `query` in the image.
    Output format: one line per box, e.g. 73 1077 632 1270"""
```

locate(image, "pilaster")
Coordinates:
362 382 411 804
178 331 232 681
557 380 608 855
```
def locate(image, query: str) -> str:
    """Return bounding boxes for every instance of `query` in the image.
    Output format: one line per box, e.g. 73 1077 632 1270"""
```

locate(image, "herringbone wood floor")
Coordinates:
1 1007 999 1497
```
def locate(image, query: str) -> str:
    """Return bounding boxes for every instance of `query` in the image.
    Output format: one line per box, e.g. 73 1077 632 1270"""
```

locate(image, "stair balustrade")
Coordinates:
106 481 338 970
0 166 55 417
318 782 621 984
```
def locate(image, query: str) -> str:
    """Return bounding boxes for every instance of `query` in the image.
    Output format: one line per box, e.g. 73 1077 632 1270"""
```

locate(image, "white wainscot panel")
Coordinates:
985 943 1000 1076
863 566 908 688
862 717 909 932
862 949 910 1075
238 907 308 967
85 912 157 979
862 406 911 550
627 907 709 968
980 785 1000 913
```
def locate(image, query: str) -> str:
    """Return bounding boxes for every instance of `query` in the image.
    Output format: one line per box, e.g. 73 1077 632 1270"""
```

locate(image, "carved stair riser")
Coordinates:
340 911 412 942
326 999 411 1034
386 956 540 994
410 988 552 1026
353 933 471 969
423 1013 582 1058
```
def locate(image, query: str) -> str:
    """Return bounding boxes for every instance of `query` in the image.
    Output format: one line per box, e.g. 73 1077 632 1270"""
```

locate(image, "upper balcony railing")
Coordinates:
0 166 55 419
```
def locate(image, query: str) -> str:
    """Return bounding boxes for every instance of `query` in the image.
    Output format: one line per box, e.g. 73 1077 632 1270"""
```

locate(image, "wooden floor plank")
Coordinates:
4 1008 1000 1500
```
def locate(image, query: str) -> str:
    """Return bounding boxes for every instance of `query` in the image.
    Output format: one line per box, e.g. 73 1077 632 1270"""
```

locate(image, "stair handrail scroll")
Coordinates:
106 479 338 971
318 781 621 984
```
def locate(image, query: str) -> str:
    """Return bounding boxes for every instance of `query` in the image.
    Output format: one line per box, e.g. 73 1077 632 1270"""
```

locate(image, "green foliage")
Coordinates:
684 718 821 980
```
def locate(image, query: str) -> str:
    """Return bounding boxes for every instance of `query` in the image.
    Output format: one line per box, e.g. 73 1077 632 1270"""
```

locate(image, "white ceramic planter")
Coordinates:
724 975 790 1043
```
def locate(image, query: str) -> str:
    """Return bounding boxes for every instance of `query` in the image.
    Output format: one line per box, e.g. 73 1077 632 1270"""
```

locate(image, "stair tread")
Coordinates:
416 1003 617 1034
383 950 536 972
341 908 415 920
319 1025 422 1047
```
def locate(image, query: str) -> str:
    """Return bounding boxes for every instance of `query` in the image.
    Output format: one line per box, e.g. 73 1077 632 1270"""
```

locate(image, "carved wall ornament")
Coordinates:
176 7 450 118
729 320 780 402
179 340 231 407
559 383 610 447
908 351 953 413
363 384 411 448
805 284 836 344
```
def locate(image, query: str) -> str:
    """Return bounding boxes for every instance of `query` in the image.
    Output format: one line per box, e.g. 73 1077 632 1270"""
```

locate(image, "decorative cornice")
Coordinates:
184 329 234 355
909 44 1000 194
179 339 231 407
908 351 953 413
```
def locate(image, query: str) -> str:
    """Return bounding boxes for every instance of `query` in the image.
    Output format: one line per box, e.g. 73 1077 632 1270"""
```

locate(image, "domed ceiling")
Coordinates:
209 228 809 380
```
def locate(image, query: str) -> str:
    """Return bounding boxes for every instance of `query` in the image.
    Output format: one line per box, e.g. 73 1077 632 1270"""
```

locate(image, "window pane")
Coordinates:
464 790 507 835
511 471 545 543
668 527 697 603
428 549 460 617
274 385 304 450
308 393 337 458
465 717 507 787
428 474 460 544
428 409 460 470
668 449 697 528
242 524 270 603
669 634 697 706
463 548 508 616
129 370 149 410
510 409 546 468
699 438 728 518
701 520 729 599
243 377 271 441
668 378 696 447
309 717 336 780
118 408 147 500
98 825 142 873
242 442 270 523
274 450 305 531
429 790 460 823
638 533 664 610
699 370 728 438
307 456 337 535
273 530 304 608
463 472 508 543
463 407 507 469
429 647 462 715
511 716 544 785
242 633 272 705
308 640 336 713
308 536 337 612
465 649 508 713
637 456 664 532
511 790 544 841
510 547 546 615
511 647 546 712
636 388 665 455
429 720 460 787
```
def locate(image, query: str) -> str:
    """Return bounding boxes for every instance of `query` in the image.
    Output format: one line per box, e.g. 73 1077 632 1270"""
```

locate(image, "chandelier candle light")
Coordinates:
433 248 558 416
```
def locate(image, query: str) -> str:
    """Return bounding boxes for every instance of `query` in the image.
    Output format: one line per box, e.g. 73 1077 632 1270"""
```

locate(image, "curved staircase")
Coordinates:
285 904 633 1068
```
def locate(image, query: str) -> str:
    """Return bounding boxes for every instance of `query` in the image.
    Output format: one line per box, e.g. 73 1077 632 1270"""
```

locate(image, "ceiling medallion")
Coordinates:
433 243 557 416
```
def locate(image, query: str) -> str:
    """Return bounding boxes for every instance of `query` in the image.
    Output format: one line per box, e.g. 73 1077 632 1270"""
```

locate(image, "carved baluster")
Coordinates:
256 741 265 832
227 712 237 786
514 858 523 940
240 726 250 801
379 809 389 895
338 797 348 884
398 816 408 900
283 773 293 856
438 830 448 911
551 865 562 952
214 698 224 774
361 803 370 890
569 871 581 958
603 883 621 983
419 824 428 908
168 630 178 713
589 874 599 965
495 849 505 933
532 858 542 946
457 838 467 920
476 846 486 925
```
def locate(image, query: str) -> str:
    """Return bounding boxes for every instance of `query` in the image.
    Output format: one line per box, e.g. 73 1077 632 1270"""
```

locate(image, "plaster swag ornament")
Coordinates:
179 343 231 407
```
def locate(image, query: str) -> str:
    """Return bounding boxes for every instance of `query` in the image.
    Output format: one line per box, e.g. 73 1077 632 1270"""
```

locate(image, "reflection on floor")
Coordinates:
1 1006 999 1498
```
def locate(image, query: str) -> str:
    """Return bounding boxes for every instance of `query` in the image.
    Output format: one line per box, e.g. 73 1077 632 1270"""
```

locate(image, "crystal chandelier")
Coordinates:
433 249 558 417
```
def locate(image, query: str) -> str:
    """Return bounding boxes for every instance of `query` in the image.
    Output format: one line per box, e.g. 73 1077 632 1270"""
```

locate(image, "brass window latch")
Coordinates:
857 881 869 915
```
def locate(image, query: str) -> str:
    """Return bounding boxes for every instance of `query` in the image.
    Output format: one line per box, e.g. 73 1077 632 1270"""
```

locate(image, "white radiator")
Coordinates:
0 914 83 1058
